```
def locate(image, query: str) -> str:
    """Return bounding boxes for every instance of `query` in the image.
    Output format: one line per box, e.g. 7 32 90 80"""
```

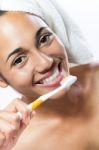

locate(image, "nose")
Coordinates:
34 52 54 74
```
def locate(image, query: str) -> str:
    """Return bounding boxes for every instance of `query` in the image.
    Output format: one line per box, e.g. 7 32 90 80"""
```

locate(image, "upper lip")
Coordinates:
34 61 61 84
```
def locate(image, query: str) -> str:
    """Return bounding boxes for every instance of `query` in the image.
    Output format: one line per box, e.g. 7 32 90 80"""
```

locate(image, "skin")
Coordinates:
0 12 99 150
0 12 69 149
0 12 69 101
12 64 99 150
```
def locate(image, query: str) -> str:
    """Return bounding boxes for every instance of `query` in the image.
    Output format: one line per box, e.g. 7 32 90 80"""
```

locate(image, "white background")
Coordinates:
0 0 99 108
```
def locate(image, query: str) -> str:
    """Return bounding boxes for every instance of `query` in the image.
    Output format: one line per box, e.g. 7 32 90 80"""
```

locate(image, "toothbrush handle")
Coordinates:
17 99 43 119
17 75 77 119
29 76 77 110
29 99 43 110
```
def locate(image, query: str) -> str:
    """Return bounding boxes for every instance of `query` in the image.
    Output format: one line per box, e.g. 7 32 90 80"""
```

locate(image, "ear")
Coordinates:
0 76 8 88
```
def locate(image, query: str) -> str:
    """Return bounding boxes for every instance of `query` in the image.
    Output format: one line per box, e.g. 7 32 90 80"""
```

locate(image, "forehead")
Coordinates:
0 12 48 62
0 12 47 40
0 12 47 29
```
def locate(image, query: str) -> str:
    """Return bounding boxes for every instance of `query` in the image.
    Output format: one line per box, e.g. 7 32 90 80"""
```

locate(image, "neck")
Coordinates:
36 99 81 119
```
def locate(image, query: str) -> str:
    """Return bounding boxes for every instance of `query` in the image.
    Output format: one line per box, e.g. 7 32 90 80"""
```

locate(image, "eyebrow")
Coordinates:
6 27 47 62
35 27 47 47
36 27 46 39
6 48 23 63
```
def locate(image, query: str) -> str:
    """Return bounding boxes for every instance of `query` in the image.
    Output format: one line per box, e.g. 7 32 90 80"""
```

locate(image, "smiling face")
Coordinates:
0 12 69 100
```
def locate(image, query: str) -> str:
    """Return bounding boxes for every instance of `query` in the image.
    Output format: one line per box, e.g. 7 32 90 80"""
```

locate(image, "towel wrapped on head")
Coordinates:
0 0 93 64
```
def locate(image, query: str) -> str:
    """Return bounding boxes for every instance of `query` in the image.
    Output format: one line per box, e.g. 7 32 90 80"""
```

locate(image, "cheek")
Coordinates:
51 39 68 59
9 70 32 89
51 41 69 67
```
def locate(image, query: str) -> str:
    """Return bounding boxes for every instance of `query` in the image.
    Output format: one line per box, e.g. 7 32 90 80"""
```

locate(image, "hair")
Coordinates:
0 10 7 16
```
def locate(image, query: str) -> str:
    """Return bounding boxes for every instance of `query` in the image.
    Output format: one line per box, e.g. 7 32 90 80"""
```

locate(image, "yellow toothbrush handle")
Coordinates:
17 99 44 119
31 99 44 110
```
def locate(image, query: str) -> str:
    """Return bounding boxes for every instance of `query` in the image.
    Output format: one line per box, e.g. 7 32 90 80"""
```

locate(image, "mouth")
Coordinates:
35 62 67 87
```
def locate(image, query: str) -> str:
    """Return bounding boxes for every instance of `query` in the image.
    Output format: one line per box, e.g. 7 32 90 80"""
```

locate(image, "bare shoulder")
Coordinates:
70 62 99 93
70 62 99 77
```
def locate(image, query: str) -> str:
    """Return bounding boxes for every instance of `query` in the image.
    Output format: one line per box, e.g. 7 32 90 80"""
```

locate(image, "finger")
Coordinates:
5 99 34 125
0 132 5 147
0 111 21 127
0 118 18 146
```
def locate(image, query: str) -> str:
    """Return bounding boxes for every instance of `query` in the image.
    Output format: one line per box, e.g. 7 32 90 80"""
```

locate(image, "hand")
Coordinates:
0 98 35 150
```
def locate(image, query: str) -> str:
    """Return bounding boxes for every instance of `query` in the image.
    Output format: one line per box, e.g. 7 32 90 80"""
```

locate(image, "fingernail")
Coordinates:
32 111 36 115
17 112 22 120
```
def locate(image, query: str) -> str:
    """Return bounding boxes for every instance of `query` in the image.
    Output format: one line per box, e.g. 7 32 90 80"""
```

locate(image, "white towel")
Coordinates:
0 0 93 64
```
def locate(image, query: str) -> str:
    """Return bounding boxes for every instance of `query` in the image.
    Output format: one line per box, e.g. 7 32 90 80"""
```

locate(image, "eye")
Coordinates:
39 32 53 47
12 55 27 66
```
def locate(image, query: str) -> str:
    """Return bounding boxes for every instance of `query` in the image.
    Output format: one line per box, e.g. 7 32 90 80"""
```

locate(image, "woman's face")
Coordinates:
0 12 69 99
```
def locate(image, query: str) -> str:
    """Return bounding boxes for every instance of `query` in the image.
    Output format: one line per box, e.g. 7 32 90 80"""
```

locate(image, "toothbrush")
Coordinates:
28 75 77 110
17 75 77 118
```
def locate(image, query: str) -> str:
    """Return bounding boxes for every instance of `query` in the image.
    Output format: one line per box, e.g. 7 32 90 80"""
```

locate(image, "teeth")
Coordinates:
41 67 60 84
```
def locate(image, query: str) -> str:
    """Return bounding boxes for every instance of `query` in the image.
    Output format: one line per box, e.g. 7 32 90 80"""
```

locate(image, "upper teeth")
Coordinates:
41 67 60 84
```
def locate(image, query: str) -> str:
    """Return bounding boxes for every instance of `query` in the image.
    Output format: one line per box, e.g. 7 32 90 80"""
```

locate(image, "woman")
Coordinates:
0 1 98 150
